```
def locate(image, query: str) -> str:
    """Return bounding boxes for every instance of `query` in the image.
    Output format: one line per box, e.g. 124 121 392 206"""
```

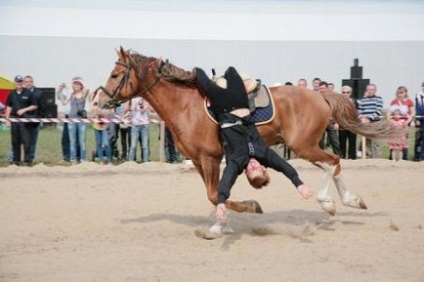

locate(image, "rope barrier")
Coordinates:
0 117 160 124
2 116 422 124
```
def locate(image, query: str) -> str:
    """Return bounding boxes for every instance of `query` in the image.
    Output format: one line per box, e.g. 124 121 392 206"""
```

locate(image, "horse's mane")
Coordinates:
129 52 197 88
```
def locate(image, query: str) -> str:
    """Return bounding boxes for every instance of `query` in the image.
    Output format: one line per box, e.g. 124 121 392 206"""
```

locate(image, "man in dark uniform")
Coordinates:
195 67 313 220
24 75 44 164
5 75 38 166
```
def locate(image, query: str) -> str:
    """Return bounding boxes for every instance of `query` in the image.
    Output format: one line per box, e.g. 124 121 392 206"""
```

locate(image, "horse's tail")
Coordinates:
322 92 404 140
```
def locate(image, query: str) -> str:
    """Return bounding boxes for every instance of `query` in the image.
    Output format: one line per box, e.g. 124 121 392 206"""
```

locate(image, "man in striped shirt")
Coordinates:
357 83 384 158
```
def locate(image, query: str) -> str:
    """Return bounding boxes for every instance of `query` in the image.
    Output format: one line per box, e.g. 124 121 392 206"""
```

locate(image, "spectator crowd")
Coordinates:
1 73 424 166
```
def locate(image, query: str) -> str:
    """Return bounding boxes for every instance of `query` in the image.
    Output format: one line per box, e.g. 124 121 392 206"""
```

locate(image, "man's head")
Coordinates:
318 81 328 94
297 78 307 88
14 75 24 90
245 158 270 189
365 83 377 97
23 75 34 90
328 83 335 92
312 78 321 91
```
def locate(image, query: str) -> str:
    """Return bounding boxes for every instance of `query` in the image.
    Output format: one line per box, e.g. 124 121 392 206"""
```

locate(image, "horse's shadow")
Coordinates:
120 209 389 248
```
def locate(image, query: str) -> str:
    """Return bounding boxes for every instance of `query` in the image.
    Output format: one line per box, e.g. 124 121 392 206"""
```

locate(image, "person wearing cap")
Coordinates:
57 77 89 164
195 66 313 221
4 75 38 166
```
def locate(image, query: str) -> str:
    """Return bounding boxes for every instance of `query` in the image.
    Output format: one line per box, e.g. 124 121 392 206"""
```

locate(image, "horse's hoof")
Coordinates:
195 223 223 240
317 197 336 216
194 229 222 240
342 194 368 210
359 199 368 210
241 200 263 214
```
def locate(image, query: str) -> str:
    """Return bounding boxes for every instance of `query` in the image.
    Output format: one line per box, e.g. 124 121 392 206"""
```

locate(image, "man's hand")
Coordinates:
215 203 227 221
17 108 26 116
297 184 313 199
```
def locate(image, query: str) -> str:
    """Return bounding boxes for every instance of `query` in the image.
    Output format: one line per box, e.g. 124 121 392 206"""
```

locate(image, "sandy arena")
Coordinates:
1 159 423 282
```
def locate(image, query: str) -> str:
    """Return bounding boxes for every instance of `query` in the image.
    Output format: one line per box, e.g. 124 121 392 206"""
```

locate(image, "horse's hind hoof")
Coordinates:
241 200 263 214
359 199 367 210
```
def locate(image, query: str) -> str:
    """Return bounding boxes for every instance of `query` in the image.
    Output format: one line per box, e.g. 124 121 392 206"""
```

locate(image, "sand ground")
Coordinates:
1 159 423 282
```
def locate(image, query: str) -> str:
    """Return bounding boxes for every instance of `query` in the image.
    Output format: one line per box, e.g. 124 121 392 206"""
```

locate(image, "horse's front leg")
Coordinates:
333 173 367 210
195 157 262 239
197 157 263 214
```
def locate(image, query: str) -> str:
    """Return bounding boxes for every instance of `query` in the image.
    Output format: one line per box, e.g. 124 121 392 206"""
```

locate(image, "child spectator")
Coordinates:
387 105 409 161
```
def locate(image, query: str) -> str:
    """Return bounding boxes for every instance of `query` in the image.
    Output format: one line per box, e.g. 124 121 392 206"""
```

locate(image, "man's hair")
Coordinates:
319 81 328 87
342 85 352 92
367 83 377 89
312 77 321 82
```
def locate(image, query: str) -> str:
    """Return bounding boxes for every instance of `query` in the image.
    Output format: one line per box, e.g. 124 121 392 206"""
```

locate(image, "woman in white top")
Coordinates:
128 97 151 162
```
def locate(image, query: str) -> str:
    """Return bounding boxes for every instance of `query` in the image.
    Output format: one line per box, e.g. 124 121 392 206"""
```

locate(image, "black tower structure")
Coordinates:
341 58 370 100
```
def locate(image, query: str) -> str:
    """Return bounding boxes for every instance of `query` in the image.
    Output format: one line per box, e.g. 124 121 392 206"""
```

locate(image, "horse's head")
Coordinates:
97 46 164 109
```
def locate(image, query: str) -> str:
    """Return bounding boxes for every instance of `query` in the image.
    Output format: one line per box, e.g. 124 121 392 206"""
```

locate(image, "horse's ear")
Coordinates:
116 46 128 61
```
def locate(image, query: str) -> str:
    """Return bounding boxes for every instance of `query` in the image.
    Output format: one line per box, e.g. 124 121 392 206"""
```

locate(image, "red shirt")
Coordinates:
390 98 414 114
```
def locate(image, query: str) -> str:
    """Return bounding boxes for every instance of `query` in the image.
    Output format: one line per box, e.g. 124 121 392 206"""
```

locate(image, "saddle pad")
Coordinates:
252 86 269 108
204 85 275 125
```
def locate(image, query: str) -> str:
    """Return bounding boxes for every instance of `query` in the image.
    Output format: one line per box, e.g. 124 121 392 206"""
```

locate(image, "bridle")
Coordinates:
97 59 169 109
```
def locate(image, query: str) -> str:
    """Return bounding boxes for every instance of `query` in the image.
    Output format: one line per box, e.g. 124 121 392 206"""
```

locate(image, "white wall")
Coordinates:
0 0 423 108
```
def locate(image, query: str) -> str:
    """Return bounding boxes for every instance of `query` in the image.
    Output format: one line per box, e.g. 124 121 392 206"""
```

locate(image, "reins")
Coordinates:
97 58 169 109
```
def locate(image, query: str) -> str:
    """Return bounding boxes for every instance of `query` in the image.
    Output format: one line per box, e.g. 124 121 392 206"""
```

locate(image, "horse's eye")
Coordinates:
111 73 118 79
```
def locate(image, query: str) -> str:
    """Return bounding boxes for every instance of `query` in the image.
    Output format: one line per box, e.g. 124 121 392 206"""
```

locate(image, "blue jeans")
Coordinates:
420 124 424 161
94 129 112 163
68 122 86 162
29 123 41 163
129 124 149 162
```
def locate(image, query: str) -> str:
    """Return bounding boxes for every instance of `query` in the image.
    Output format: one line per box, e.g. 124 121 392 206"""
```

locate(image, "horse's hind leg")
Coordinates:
333 174 367 210
312 161 338 216
297 147 367 215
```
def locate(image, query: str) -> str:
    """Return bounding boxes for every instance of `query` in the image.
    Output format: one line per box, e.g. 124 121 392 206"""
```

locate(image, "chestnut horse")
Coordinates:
96 47 400 236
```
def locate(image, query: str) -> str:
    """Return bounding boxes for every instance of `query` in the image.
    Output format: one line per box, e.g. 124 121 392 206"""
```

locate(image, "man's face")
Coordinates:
366 85 377 96
15 80 24 90
319 84 328 94
24 77 34 89
312 80 321 90
297 79 307 88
